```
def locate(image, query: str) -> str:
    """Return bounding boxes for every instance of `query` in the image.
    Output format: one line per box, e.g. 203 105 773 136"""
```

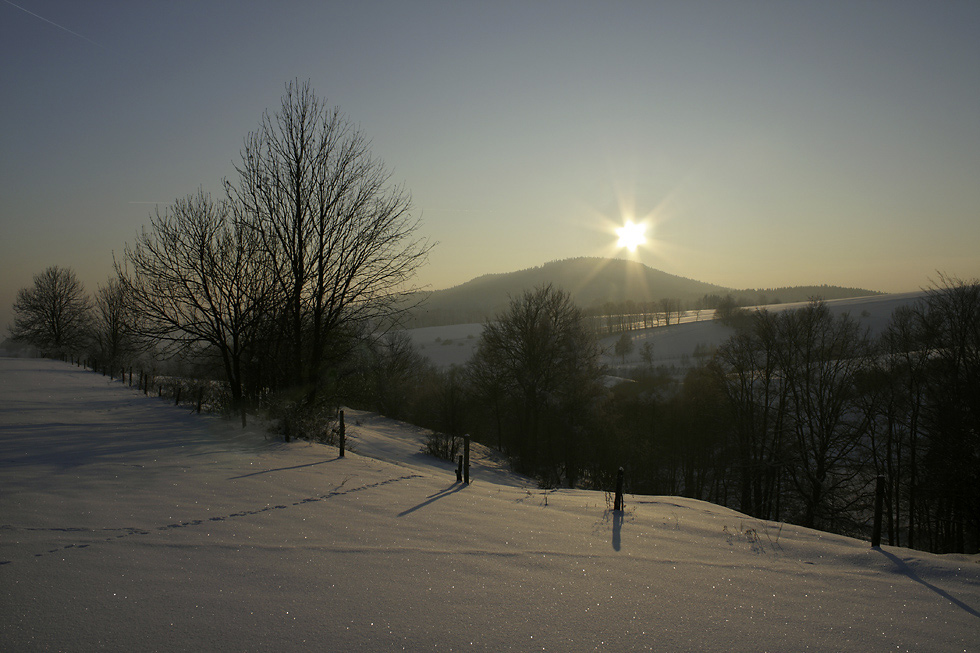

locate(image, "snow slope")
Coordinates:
2 358 978 651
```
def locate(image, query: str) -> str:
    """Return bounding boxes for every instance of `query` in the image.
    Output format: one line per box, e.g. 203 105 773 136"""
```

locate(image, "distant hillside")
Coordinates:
408 257 879 327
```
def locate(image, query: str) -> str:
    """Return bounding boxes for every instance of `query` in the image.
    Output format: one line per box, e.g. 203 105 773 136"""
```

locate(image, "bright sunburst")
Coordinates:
616 220 647 252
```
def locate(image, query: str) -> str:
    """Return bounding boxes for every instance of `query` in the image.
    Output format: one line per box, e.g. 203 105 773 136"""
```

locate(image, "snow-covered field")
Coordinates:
410 292 928 373
600 291 929 373
407 323 485 369
2 357 978 651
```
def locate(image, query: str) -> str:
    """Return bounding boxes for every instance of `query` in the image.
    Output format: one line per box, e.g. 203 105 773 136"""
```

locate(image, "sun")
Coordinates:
616 220 647 252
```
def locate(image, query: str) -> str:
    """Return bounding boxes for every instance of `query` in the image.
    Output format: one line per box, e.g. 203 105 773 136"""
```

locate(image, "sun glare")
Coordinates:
616 220 647 252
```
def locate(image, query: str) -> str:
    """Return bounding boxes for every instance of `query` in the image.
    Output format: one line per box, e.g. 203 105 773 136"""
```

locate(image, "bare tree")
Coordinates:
118 188 272 414
470 284 605 485
714 309 790 520
863 304 931 548
639 341 656 368
659 297 680 326
90 276 139 369
364 330 429 420
9 265 90 358
916 274 980 552
614 331 634 363
776 301 871 531
228 79 432 407
693 297 705 322
467 335 510 452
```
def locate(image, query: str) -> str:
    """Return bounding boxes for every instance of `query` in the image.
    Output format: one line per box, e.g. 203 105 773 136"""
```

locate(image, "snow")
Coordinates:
601 291 930 372
412 292 930 373
2 357 978 651
407 323 484 369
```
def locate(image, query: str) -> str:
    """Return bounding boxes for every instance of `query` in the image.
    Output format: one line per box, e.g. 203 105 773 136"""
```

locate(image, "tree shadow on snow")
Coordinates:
228 457 341 479
397 483 466 517
876 548 980 620
613 510 623 551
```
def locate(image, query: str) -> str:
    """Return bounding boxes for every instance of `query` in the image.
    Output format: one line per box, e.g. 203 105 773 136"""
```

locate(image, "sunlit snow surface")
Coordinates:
1 358 977 651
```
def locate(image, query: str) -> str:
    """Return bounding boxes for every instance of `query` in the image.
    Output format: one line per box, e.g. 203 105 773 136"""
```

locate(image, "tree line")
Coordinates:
327 278 979 554
9 80 431 440
711 277 979 553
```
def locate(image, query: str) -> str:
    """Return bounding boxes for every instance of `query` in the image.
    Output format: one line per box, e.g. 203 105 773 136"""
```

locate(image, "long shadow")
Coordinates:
612 510 623 551
398 483 465 517
228 457 340 479
876 548 980 620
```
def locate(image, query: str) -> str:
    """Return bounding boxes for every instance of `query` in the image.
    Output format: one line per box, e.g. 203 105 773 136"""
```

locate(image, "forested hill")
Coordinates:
740 284 885 306
407 257 881 327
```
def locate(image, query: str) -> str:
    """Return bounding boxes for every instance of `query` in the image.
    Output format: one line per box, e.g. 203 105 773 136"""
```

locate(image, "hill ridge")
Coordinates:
409 257 880 327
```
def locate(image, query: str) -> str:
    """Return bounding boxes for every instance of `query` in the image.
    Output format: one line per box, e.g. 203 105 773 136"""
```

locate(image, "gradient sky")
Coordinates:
2 1 979 331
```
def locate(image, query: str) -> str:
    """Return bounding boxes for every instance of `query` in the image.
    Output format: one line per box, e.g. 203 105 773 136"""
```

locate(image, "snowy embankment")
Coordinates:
1 358 977 652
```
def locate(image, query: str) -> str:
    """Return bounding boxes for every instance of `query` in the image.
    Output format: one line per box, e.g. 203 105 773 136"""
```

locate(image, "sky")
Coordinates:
2 0 979 332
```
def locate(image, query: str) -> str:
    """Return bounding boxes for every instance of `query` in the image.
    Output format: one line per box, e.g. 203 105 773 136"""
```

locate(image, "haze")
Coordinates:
2 1 979 332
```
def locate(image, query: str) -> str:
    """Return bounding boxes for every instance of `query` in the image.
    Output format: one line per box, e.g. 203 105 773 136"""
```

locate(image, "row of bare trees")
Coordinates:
336 284 606 488
714 300 873 531
862 278 980 552
584 297 687 335
8 265 141 373
672 276 978 553
9 81 431 438
352 278 977 553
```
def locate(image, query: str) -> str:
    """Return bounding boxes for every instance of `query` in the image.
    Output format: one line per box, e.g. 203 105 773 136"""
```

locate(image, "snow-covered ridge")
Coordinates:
1 357 977 651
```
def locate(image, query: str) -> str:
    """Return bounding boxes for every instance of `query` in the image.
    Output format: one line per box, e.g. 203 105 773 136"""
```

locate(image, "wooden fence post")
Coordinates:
174 385 181 406
614 467 625 511
338 410 346 458
872 475 885 548
196 387 203 414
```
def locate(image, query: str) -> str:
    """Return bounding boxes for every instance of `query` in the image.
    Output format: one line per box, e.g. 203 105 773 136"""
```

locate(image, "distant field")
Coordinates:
410 291 927 372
